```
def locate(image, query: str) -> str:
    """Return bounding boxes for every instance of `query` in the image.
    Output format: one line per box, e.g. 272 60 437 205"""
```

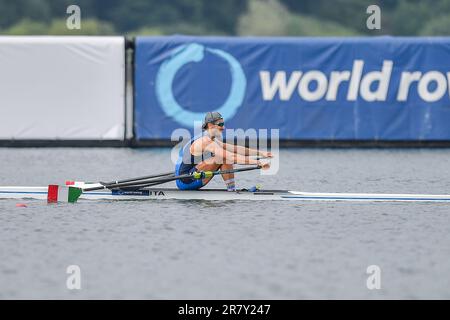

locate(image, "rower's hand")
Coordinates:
257 161 271 170
260 151 273 159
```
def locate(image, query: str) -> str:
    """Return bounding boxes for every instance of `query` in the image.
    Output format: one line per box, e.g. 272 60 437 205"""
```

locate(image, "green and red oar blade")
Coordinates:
47 185 82 203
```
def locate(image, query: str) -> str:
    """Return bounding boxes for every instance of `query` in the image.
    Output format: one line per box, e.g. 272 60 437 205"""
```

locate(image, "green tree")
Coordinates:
104 0 245 34
47 18 115 35
2 18 48 35
1 18 115 35
237 0 287 36
199 0 247 34
1 0 450 36
286 14 360 36
128 22 225 36
0 0 52 28
238 0 359 36
280 0 377 34
420 14 450 35
390 0 432 35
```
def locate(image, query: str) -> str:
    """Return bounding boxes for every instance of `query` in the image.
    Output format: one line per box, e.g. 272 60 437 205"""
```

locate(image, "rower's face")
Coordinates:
209 119 225 137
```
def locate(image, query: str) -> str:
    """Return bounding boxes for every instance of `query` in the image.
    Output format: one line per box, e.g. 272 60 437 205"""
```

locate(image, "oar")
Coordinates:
47 165 263 203
97 158 267 187
48 170 173 203
82 165 262 192
99 171 174 187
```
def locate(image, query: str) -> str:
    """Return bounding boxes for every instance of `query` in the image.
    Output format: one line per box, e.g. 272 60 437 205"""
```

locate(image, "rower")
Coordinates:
175 111 272 191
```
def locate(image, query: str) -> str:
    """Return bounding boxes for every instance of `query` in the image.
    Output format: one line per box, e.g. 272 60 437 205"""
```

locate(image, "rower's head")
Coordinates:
202 111 224 137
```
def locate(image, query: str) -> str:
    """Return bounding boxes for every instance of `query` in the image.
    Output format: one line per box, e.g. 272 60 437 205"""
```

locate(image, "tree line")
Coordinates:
0 0 449 36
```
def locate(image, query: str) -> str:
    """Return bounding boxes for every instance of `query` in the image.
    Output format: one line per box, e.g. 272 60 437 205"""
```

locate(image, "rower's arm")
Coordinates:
216 140 260 156
207 141 259 165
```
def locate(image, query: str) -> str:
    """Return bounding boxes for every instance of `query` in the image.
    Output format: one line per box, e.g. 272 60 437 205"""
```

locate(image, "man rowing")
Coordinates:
175 111 272 191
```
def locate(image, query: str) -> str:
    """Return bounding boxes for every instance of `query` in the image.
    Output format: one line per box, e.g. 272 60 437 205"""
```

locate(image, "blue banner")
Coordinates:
134 36 450 141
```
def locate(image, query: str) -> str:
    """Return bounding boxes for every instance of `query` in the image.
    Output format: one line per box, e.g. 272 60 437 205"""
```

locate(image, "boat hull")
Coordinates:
1 186 450 202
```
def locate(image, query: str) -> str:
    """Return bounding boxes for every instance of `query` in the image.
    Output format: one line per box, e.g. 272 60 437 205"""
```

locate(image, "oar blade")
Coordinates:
47 185 82 203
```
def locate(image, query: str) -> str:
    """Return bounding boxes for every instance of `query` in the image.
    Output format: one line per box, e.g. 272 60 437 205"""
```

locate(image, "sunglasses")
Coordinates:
214 122 225 127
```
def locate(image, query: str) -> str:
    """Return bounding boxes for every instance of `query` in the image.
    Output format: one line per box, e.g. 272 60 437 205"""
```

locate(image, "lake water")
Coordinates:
1 148 449 299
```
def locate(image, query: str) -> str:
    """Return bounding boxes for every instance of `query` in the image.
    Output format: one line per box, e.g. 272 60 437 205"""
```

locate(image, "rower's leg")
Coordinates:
195 160 235 190
195 160 220 186
219 163 235 191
